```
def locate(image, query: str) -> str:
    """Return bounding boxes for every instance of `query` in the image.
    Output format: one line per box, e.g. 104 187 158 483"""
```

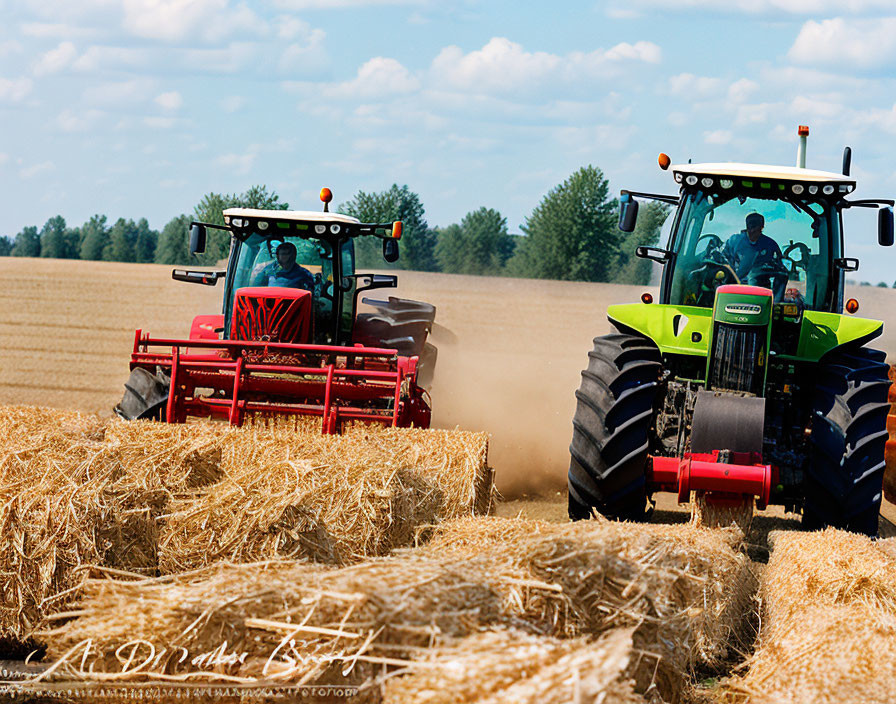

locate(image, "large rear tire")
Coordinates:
803 345 891 537
568 333 662 521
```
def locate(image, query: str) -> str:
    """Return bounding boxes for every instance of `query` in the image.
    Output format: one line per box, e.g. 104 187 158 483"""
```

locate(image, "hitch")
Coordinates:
648 451 773 510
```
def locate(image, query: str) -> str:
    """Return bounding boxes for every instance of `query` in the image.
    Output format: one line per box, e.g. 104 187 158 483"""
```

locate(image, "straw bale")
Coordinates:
418 517 754 665
103 419 243 490
760 529 896 638
41 558 511 684
724 605 896 704
381 627 643 704
690 494 753 534
0 443 107 643
157 430 445 570
409 516 754 702
520 521 754 702
343 427 493 517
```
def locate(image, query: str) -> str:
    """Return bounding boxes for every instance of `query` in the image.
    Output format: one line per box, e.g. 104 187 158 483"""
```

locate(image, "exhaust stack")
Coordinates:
797 125 809 168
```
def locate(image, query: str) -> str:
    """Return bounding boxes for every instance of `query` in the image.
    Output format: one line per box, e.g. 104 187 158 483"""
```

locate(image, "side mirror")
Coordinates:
879 207 894 246
833 257 859 272
636 246 672 263
383 238 399 263
190 223 207 255
619 193 639 233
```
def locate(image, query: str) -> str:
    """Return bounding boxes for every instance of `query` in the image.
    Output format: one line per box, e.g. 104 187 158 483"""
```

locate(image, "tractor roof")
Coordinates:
223 208 361 225
673 162 855 185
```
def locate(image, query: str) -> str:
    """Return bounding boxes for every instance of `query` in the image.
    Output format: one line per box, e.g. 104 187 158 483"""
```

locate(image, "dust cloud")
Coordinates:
385 272 659 498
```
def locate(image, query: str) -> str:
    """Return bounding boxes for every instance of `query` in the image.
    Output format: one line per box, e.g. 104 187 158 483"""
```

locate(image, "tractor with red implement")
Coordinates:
569 127 896 535
115 189 436 433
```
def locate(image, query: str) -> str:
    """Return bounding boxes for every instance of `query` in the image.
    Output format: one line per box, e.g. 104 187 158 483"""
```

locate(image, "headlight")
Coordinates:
330 224 341 234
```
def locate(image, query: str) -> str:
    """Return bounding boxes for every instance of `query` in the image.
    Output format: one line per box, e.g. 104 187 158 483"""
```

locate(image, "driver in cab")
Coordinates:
721 213 783 285
251 242 315 290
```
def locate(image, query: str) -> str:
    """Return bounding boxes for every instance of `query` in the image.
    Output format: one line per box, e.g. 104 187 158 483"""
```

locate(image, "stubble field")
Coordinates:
3 256 896 497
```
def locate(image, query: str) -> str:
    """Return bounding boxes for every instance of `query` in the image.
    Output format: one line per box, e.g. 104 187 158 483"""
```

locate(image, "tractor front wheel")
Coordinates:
568 333 662 521
803 345 891 537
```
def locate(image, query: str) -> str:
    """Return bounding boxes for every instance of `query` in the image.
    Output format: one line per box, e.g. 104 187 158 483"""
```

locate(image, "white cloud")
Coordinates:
667 72 723 97
121 0 266 42
286 57 420 99
33 42 78 76
83 80 152 105
278 21 327 74
853 103 896 134
56 108 104 132
20 161 55 179
611 0 893 15
155 91 183 110
789 18 896 70
430 37 661 96
789 94 844 119
341 57 419 97
21 22 98 39
272 0 421 7
182 43 257 73
727 78 759 103
704 129 733 145
73 45 152 71
0 77 34 102
144 116 177 128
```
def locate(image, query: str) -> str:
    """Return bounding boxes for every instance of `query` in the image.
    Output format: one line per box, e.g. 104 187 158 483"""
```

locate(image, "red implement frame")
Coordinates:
649 451 773 509
128 329 429 432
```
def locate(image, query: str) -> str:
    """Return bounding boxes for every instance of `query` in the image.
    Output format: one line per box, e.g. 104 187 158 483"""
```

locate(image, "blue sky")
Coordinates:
2 0 895 280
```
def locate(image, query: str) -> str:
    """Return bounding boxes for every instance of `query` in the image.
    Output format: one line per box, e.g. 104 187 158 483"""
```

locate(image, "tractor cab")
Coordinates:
180 190 404 348
622 162 894 314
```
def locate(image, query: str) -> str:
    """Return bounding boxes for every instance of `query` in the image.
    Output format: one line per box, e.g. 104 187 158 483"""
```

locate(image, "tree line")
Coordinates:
0 167 668 285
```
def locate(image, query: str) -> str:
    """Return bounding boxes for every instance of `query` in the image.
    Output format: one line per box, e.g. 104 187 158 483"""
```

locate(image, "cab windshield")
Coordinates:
668 189 838 310
224 232 356 343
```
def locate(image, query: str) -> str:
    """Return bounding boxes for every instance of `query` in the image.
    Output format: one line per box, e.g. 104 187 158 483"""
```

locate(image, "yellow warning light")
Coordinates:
658 153 671 170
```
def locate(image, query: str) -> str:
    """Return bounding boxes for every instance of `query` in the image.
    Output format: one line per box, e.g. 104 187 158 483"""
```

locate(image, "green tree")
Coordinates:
339 185 436 271
611 201 671 285
193 185 288 265
39 215 78 259
105 218 137 262
435 207 510 275
0 237 12 256
155 214 193 264
877 281 889 288
134 218 158 263
433 224 464 273
79 215 108 261
11 226 40 257
507 166 618 281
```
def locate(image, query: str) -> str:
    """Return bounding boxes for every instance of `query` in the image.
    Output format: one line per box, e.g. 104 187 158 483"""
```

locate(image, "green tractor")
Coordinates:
568 126 896 536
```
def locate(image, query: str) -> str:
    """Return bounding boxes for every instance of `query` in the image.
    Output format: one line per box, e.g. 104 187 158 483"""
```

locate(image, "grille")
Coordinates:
708 323 764 394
